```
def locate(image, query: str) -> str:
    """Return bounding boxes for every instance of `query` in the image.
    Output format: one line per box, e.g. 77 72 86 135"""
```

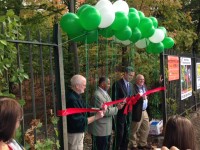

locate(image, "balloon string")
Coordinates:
58 33 86 46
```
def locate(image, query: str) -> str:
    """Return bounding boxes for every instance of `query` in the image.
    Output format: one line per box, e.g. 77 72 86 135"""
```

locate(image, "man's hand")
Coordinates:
159 75 163 84
101 104 107 111
117 103 125 110
95 111 104 119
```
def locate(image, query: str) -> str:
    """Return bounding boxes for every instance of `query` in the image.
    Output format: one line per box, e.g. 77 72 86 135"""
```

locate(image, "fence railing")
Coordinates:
161 49 200 124
1 24 67 149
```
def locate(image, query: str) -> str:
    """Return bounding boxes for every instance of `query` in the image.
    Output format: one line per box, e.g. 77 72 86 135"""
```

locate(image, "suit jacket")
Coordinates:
112 78 133 123
132 84 148 122
89 87 118 136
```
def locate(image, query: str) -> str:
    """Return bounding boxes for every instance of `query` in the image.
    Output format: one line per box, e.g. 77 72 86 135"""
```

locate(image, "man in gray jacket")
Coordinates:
89 77 124 150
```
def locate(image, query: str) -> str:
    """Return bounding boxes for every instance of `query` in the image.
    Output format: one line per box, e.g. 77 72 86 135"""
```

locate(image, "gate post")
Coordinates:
160 52 167 125
53 24 68 150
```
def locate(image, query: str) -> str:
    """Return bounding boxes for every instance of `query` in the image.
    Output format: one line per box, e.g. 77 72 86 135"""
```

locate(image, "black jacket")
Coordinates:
112 78 133 123
66 89 88 133
132 84 148 122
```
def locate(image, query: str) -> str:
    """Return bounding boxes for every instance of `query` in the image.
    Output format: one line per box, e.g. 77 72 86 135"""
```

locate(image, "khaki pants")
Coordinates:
128 110 150 148
68 133 84 150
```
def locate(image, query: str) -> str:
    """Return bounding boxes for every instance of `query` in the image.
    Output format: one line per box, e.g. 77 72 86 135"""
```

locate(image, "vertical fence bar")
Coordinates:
160 52 167 125
16 42 25 145
53 24 67 150
27 30 37 142
48 33 56 115
38 31 48 138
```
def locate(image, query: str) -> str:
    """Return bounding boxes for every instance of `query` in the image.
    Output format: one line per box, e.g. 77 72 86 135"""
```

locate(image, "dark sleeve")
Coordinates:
66 95 88 133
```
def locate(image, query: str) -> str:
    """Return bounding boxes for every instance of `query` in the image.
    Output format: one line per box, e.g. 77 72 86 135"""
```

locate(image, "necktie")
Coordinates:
127 83 130 96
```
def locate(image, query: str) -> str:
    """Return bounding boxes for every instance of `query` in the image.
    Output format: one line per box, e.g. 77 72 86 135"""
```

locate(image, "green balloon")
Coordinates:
99 27 114 38
138 17 154 38
138 11 145 19
129 27 141 43
142 26 155 38
60 13 84 35
129 8 138 14
128 12 140 29
162 37 174 49
111 12 129 30
79 6 101 30
115 26 132 41
149 17 158 28
77 4 91 16
146 42 164 54
86 30 98 43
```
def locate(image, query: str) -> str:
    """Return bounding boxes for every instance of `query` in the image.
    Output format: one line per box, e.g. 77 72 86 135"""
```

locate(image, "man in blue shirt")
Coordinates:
129 74 152 150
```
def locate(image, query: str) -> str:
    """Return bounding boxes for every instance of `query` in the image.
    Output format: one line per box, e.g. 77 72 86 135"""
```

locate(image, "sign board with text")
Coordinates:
168 56 179 81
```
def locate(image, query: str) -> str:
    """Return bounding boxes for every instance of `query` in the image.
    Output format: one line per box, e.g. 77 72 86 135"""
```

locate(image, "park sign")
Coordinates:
168 56 179 81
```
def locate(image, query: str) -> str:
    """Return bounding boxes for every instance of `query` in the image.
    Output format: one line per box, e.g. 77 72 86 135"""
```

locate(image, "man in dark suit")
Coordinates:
112 66 135 150
129 74 152 150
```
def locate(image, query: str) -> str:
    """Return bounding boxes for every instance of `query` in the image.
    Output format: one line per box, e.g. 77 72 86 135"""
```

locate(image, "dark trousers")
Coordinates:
92 135 111 150
113 121 130 150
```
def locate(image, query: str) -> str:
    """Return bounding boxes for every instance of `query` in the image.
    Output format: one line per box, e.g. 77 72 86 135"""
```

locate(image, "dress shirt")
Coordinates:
123 78 130 96
137 85 148 110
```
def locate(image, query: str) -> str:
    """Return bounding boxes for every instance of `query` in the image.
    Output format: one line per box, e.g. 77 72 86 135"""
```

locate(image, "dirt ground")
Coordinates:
84 108 200 149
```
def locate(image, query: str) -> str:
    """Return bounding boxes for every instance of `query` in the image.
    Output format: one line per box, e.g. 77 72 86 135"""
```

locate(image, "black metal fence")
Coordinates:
1 24 67 149
161 49 200 124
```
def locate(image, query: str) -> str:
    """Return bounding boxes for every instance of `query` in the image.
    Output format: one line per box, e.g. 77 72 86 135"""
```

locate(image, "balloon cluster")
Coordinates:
60 0 175 54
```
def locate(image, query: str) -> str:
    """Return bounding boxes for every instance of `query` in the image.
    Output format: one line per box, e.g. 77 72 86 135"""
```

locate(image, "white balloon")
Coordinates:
135 38 149 49
113 0 129 15
149 29 165 43
121 40 132 46
95 0 113 10
113 36 122 43
113 37 132 46
98 7 115 28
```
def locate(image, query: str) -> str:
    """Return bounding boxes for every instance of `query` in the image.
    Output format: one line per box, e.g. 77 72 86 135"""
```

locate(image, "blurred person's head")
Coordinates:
71 74 87 94
163 115 196 150
0 97 23 142
98 77 110 91
123 66 135 82
136 74 145 86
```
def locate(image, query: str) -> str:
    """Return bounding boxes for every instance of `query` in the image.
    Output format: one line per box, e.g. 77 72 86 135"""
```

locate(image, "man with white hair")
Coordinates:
66 74 104 150
129 74 152 150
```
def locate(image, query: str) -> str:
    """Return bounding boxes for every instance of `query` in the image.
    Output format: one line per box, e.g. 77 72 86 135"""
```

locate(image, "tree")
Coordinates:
127 0 198 52
0 10 28 96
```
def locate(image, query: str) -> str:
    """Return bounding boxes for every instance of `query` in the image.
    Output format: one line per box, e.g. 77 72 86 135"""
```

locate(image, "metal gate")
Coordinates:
1 24 67 149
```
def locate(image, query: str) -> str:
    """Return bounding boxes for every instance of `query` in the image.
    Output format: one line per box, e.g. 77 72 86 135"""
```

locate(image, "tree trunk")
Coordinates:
68 0 80 74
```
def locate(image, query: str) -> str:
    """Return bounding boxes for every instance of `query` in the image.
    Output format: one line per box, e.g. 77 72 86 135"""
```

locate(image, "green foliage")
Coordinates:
35 138 54 150
166 98 178 115
148 93 162 119
0 9 28 96
10 67 29 84
127 0 199 53
15 126 23 144
34 117 60 150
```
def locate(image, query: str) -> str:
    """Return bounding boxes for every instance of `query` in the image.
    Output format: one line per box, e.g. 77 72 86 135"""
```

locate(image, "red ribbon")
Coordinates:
57 108 100 116
57 87 166 116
